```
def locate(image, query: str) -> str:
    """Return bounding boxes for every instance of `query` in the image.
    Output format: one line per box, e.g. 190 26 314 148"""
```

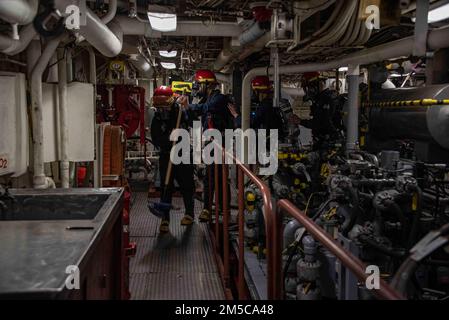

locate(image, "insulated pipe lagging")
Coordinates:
241 25 449 132
0 0 38 25
0 24 37 55
31 35 66 189
346 65 360 152
54 1 123 57
79 9 123 57
57 48 69 189
239 21 266 46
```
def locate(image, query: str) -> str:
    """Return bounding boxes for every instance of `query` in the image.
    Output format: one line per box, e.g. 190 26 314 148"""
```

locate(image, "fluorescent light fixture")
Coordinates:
159 50 177 58
147 12 177 32
412 3 449 23
161 62 176 69
338 67 348 72
428 3 449 23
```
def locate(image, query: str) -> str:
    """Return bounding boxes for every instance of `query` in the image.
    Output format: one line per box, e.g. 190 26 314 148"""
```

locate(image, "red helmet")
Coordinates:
154 85 173 97
153 86 174 107
251 76 272 92
194 69 217 84
302 72 321 84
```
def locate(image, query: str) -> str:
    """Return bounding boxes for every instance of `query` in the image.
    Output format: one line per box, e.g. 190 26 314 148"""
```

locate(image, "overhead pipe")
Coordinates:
112 15 241 38
57 48 69 188
55 1 123 57
239 21 266 46
0 24 37 55
80 10 123 57
31 34 66 189
0 0 38 25
241 26 449 134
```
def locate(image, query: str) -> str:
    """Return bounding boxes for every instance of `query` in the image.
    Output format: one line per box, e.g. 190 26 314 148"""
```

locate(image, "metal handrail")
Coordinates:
276 199 405 300
209 142 276 299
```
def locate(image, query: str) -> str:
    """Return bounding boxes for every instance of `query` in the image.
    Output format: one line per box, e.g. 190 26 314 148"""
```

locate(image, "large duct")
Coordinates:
0 0 38 25
239 21 266 46
368 85 449 161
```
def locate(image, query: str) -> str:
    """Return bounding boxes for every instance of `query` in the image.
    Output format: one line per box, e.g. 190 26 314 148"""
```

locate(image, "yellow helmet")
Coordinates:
245 192 256 211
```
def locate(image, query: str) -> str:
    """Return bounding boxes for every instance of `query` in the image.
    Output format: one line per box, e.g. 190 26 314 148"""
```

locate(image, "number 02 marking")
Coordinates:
0 157 8 169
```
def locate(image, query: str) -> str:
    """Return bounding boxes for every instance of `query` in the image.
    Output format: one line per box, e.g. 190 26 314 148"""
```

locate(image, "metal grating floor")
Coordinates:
129 192 225 300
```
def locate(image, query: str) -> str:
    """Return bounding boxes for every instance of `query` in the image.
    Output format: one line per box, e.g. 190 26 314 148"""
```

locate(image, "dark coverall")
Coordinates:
151 104 195 220
189 90 235 212
301 88 344 148
252 98 285 135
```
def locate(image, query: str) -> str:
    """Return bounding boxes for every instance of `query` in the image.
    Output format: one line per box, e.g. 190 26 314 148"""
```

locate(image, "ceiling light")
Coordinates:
147 12 177 32
428 3 449 23
338 67 348 72
161 62 176 69
159 50 177 58
412 3 449 23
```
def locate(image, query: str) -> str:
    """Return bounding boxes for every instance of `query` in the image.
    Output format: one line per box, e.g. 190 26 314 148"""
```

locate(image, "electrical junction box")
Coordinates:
42 82 95 163
0 72 29 177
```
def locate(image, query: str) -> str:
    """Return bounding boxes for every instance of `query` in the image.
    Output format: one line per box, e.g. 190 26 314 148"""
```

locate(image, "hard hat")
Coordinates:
245 191 256 211
154 85 173 97
153 86 174 107
302 72 321 84
194 69 217 84
246 192 256 202
251 76 272 92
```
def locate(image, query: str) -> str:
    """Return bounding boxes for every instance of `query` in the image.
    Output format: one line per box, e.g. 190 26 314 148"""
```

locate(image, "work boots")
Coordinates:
199 209 210 222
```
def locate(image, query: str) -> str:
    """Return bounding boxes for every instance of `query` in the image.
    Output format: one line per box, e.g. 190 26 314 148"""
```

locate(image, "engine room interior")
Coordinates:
0 0 449 304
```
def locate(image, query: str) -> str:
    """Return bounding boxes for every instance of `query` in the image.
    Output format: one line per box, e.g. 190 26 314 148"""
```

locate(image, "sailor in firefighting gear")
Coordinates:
250 76 284 135
177 69 238 223
150 86 196 233
299 72 345 149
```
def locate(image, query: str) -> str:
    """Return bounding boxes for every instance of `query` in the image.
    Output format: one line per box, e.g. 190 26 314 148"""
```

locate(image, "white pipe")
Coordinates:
0 0 38 25
346 64 360 152
87 47 97 84
80 9 123 57
130 54 151 74
66 48 73 82
0 24 37 55
113 15 241 37
57 48 69 188
26 39 41 78
241 25 449 132
31 35 66 189
55 1 123 57
86 46 101 188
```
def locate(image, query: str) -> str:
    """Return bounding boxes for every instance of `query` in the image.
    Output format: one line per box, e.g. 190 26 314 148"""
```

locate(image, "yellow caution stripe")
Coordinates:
363 99 449 108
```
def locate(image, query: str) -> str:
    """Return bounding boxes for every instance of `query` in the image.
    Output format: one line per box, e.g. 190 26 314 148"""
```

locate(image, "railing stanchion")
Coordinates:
238 167 245 299
222 149 230 287
214 163 220 252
